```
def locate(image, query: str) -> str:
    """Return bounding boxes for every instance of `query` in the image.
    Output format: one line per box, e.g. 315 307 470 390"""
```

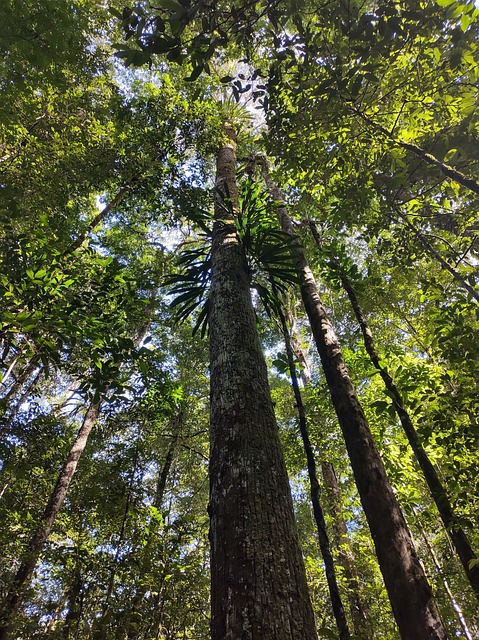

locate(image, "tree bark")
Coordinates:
0 292 158 639
320 461 375 640
277 301 351 639
261 158 448 640
337 266 479 601
418 524 474 640
208 125 318 639
0 400 102 640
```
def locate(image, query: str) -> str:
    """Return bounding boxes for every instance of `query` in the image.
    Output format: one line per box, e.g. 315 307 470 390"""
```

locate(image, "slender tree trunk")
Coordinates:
417 525 474 640
277 301 351 639
67 185 131 253
62 567 83 640
153 433 178 511
0 366 43 439
320 461 375 640
285 304 312 384
285 237 371 640
125 428 180 640
208 125 318 639
354 109 479 197
0 293 158 639
261 158 448 640
0 400 102 640
336 265 479 601
93 444 140 640
0 352 21 387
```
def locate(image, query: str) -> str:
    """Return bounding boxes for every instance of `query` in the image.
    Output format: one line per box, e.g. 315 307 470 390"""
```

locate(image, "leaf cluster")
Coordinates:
167 179 299 334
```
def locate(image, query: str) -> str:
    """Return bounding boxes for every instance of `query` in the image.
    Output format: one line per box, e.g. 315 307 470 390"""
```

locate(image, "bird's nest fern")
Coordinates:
166 179 299 337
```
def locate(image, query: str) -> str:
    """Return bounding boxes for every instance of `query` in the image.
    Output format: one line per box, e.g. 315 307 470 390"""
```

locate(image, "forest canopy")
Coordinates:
1 0 479 638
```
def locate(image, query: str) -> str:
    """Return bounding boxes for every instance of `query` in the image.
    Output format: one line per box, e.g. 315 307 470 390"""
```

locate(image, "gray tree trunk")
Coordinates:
321 461 375 640
418 524 474 640
337 265 479 602
208 124 318 639
260 159 448 640
277 302 350 639
125 422 180 640
0 294 158 639
0 400 102 640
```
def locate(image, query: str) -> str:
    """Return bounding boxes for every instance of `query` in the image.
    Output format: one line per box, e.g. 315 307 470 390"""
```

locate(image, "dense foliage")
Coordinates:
1 0 479 638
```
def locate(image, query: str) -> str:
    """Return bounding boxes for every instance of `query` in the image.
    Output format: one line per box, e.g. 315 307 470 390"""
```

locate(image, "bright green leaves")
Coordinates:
167 243 212 338
233 180 298 293
0 242 137 392
167 179 299 335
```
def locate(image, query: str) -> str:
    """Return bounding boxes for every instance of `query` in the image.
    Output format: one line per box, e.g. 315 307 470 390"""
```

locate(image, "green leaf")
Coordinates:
184 65 204 82
460 12 470 31
108 7 123 19
156 0 183 9
443 148 457 162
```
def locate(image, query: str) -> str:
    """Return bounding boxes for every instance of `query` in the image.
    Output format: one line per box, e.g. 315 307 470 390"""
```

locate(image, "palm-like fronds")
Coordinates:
166 242 211 337
167 179 300 334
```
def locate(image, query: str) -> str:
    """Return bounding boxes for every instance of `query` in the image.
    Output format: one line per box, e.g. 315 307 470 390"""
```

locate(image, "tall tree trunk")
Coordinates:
125 426 180 640
335 265 479 601
281 303 372 636
0 400 103 640
0 294 158 639
67 184 131 253
320 462 375 640
260 158 448 640
93 443 140 640
277 301 351 639
62 567 83 640
417 524 474 640
153 432 179 511
284 304 312 385
208 124 318 639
